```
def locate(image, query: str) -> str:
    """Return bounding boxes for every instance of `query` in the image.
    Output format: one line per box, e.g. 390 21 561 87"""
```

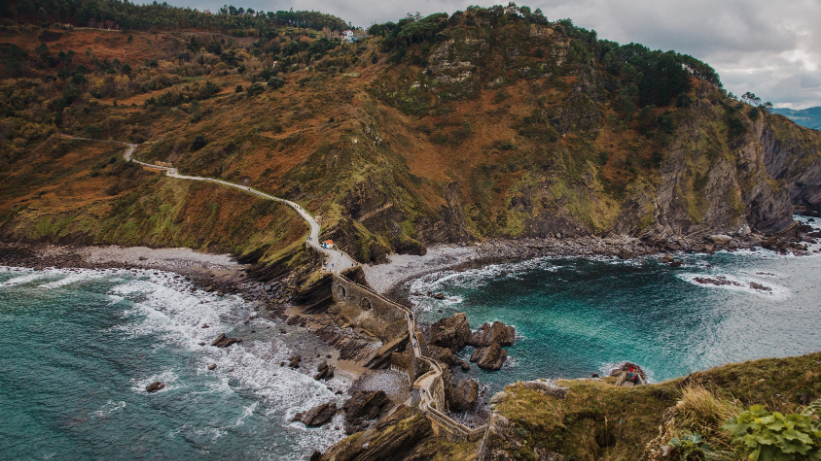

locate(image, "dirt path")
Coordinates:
59 135 357 270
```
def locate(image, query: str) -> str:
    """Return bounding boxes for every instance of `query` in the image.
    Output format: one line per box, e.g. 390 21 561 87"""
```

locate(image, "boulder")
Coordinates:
292 402 337 427
208 364 217 370
467 321 516 347
314 361 335 381
288 355 302 369
211 333 242 348
428 313 471 351
145 381 165 393
710 234 733 245
470 343 508 370
450 378 479 411
342 390 392 434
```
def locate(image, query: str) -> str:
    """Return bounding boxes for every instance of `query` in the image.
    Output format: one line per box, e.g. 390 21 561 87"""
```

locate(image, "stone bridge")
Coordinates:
330 271 489 444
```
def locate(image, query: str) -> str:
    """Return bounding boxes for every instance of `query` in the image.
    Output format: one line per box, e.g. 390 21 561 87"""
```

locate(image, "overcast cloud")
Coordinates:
154 0 821 109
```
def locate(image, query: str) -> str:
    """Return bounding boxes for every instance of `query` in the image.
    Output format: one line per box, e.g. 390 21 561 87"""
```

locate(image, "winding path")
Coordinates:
64 135 358 272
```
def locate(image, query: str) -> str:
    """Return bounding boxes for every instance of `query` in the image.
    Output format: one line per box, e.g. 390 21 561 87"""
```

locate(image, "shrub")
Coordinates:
669 431 730 461
84 125 102 138
235 84 243 93
723 404 821 461
246 82 265 96
191 135 207 150
267 76 284 89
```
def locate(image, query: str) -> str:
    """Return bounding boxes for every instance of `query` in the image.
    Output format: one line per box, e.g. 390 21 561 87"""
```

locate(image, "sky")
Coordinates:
152 0 821 109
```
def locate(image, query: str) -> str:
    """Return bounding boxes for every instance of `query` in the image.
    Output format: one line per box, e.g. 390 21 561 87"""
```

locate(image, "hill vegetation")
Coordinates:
1 1 820 264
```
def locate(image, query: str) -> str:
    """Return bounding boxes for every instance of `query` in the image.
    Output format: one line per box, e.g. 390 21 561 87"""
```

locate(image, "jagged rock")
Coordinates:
467 321 516 347
208 364 217 370
288 355 302 369
292 402 337 427
659 253 675 263
342 390 391 434
427 344 457 366
145 381 165 393
314 361 335 380
310 451 322 461
211 333 242 348
470 343 508 370
450 378 479 411
428 312 471 351
320 405 432 461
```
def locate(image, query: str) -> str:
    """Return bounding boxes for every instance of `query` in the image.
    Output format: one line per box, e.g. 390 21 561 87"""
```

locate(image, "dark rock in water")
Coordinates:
470 343 508 370
310 451 322 461
450 378 479 411
211 333 242 348
145 381 165 393
659 253 675 264
431 292 446 300
198 342 206 346
428 313 471 351
343 390 391 434
669 260 683 267
460 361 471 371
208 364 217 370
467 321 516 347
292 402 337 427
288 355 302 369
314 361 335 380
591 373 599 378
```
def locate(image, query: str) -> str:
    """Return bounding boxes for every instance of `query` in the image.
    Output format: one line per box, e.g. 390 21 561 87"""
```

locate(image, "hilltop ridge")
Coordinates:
1 2 820 266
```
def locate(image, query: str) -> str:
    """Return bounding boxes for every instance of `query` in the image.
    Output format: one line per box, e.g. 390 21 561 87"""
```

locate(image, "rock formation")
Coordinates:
342 390 392 434
470 342 508 370
314 361 335 380
145 381 165 393
467 321 516 347
449 378 479 411
428 313 471 351
292 402 338 427
211 333 242 348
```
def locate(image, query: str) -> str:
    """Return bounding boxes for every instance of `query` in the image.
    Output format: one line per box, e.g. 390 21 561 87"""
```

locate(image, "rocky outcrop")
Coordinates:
342 390 392 434
470 342 508 370
287 355 302 369
450 378 479 411
428 312 471 351
211 333 242 348
319 405 433 461
145 381 165 393
467 321 516 347
292 402 338 427
314 361 335 381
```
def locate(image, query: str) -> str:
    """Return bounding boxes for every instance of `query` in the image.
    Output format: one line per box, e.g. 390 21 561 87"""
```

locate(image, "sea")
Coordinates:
0 267 349 460
1 216 820 458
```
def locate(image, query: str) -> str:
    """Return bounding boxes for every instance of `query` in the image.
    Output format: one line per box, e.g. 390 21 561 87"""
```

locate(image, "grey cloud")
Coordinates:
156 0 821 108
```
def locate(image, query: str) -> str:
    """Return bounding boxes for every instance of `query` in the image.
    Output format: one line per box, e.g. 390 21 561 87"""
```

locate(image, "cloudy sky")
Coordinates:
154 0 821 109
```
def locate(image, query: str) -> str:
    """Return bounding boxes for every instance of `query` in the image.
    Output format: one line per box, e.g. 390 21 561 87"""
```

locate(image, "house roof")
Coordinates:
324 240 334 245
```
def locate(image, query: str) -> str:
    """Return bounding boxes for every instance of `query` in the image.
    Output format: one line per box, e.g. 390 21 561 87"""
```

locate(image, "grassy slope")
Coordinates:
494 352 821 460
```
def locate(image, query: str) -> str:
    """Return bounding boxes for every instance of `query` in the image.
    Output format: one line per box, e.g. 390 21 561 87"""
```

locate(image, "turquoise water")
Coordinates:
0 268 347 460
413 217 821 392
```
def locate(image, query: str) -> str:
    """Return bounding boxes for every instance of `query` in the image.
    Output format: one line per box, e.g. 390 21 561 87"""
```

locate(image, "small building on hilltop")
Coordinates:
323 240 334 249
341 30 354 42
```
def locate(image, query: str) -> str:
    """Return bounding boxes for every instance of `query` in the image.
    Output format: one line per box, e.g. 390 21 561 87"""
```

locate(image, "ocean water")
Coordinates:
0 267 348 460
412 217 821 392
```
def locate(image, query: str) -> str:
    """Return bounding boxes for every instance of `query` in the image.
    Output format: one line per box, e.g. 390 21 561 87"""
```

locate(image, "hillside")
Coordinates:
773 107 821 131
2 2 821 266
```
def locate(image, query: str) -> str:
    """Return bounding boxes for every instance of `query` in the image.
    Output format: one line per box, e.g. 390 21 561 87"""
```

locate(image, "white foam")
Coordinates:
677 271 789 300
94 400 127 418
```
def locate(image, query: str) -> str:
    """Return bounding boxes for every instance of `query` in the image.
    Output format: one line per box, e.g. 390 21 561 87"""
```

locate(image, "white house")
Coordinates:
341 30 354 42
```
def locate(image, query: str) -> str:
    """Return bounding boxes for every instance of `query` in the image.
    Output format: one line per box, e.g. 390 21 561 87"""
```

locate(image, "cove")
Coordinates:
411 218 821 394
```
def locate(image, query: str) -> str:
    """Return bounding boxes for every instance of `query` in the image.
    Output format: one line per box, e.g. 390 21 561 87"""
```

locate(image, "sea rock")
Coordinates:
470 343 508 370
342 390 391 434
145 381 165 393
314 361 335 381
292 402 337 427
430 292 446 300
288 355 302 369
208 364 217 370
211 333 242 348
428 312 471 351
467 321 516 347
450 378 479 411
659 253 675 263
